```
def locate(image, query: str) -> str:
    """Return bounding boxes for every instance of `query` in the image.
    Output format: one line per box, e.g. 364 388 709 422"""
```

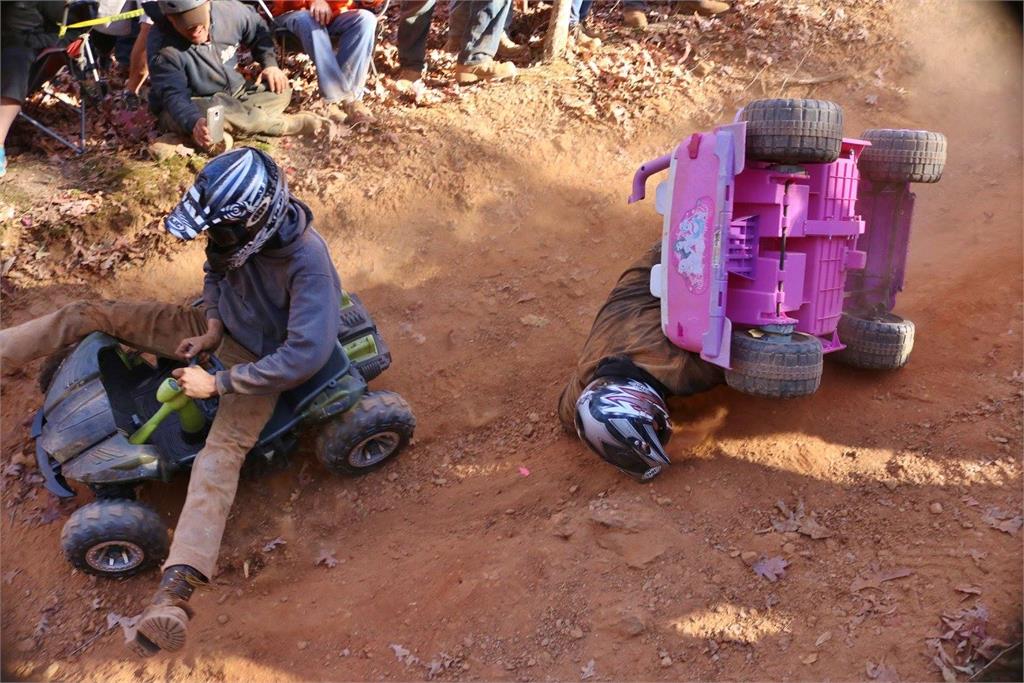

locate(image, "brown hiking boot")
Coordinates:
396 67 424 85
677 0 731 15
455 58 517 85
127 565 204 658
580 22 605 41
444 31 460 54
496 32 530 61
278 112 325 137
623 8 648 29
572 25 602 51
343 100 376 126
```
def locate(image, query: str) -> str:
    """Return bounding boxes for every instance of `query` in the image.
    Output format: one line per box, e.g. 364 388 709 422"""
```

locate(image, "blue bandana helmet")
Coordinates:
165 147 289 270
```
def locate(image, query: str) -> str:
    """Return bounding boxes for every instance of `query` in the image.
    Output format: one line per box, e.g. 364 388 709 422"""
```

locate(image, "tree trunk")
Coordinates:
544 0 572 62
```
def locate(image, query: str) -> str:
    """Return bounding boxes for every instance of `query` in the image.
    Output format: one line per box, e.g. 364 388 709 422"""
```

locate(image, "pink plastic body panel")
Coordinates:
660 137 724 353
639 127 871 367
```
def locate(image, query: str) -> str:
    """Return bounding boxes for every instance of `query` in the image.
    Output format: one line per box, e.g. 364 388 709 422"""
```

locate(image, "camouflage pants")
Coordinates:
557 244 724 431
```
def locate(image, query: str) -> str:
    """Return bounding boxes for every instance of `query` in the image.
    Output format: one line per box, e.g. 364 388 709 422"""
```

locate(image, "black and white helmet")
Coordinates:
574 376 672 481
165 147 290 271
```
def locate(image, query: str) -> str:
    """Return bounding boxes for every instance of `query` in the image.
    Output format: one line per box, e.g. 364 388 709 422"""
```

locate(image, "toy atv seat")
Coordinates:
34 293 414 578
631 98 946 398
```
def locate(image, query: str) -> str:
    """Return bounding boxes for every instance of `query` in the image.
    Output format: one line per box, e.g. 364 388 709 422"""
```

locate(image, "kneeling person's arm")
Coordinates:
216 274 339 396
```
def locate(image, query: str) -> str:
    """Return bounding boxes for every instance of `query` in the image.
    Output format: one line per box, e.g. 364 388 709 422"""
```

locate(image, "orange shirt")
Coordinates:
270 0 383 17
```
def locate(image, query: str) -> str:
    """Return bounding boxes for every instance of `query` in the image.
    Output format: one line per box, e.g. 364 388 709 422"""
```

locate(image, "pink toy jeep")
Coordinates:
629 99 946 398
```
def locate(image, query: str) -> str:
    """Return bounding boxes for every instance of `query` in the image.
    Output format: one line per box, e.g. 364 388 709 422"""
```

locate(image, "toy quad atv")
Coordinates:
33 292 415 578
629 98 946 398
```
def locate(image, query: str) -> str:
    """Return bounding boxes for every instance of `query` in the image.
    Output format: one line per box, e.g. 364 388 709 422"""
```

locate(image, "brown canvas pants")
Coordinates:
557 244 724 431
0 300 278 580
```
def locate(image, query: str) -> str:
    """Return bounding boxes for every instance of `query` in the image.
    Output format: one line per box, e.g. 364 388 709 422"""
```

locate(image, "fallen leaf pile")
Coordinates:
772 499 833 539
927 604 1011 682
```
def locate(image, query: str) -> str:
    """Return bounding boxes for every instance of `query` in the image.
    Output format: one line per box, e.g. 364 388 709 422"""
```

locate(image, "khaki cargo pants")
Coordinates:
0 300 278 580
557 244 724 431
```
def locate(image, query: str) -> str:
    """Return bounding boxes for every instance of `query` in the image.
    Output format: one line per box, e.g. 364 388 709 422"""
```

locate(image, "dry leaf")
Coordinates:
954 585 981 598
866 660 899 681
772 499 833 539
984 513 1023 535
753 555 789 582
314 549 339 568
850 567 913 592
262 537 286 553
801 653 818 665
815 631 832 647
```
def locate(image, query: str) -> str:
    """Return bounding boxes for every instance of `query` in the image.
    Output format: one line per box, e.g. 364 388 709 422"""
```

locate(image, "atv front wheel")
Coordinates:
741 98 844 164
725 330 823 398
61 499 169 578
316 391 415 475
833 312 915 369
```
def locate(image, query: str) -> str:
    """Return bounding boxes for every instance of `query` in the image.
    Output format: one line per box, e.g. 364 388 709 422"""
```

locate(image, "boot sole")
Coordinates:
455 71 517 85
137 605 189 652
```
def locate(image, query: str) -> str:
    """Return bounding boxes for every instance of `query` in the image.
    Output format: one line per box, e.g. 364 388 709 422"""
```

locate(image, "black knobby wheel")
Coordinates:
316 391 415 476
61 499 169 578
741 98 845 164
859 129 946 183
833 312 915 370
725 330 823 398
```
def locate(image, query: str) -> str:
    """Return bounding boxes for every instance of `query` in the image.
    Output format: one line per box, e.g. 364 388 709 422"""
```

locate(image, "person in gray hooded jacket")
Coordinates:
0 148 341 657
148 0 321 147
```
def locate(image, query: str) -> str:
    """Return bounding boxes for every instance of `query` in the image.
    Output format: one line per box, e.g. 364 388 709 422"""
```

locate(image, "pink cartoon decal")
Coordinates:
672 197 713 294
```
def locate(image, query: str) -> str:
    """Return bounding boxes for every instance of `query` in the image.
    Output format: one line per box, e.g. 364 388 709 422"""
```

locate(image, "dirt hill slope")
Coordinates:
1 2 1021 681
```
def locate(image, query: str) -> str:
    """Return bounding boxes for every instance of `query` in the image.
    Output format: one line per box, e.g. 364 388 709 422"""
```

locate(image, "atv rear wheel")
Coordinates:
741 98 844 164
725 330 823 398
61 499 169 578
316 391 415 475
859 129 946 183
833 312 915 369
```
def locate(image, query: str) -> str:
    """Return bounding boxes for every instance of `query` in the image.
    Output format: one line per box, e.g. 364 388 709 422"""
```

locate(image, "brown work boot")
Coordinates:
395 67 424 84
444 31 460 54
580 22 605 41
496 32 530 61
455 58 517 85
571 25 602 51
342 99 376 126
278 112 325 137
623 8 648 29
127 565 205 657
677 0 731 15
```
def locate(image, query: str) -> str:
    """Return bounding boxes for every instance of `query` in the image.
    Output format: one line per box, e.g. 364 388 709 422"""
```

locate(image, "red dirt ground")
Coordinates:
1 2 1021 681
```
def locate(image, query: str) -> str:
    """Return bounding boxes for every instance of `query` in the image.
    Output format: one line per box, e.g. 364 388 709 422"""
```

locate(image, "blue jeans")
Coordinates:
572 0 647 25
398 0 510 69
276 9 376 103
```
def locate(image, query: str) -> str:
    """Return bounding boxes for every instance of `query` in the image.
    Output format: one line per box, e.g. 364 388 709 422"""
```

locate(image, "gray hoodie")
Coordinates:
203 200 342 396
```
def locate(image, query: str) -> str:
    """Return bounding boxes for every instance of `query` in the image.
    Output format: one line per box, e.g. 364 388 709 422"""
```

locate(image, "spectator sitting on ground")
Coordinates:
148 0 322 150
0 1 65 177
445 0 529 61
270 0 379 125
397 0 517 85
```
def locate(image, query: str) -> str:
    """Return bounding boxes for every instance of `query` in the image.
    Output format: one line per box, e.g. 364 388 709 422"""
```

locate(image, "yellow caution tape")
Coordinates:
58 8 145 37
